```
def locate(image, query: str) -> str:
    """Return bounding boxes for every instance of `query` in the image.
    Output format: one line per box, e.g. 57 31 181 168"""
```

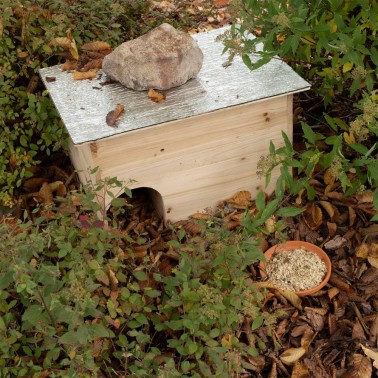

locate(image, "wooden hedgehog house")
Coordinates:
40 27 310 223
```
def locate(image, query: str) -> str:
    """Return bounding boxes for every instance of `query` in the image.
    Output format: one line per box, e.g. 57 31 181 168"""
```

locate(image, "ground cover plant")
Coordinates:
0 0 377 377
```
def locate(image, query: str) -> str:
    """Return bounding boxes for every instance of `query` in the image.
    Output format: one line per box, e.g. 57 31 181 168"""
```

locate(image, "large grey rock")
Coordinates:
103 23 203 91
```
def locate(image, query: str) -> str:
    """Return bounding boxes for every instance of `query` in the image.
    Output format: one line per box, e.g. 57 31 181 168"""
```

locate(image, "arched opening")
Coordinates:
130 187 165 221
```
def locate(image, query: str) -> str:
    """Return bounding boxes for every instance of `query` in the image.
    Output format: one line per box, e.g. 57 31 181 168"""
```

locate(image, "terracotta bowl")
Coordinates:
259 241 332 296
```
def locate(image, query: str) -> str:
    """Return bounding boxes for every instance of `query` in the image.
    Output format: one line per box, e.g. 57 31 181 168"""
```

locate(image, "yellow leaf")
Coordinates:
50 37 72 49
221 334 233 349
72 70 97 81
327 19 337 33
69 349 76 359
280 347 306 365
279 288 302 310
368 256 378 269
66 28 79 61
300 34 316 45
148 88 166 103
343 62 354 73
344 132 356 144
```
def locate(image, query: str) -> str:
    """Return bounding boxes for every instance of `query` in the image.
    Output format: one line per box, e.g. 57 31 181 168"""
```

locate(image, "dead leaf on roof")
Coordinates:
106 104 125 127
148 88 166 103
72 70 97 80
81 41 111 51
61 60 78 71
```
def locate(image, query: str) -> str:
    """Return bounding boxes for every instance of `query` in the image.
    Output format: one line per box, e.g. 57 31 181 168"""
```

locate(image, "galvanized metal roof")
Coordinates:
40 26 310 145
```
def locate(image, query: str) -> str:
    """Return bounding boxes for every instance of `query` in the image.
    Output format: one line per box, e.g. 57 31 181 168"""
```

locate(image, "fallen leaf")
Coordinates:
345 353 372 377
291 361 309 378
303 203 323 230
360 345 378 369
108 268 119 291
190 212 212 220
175 220 202 234
61 60 78 71
72 70 97 80
278 288 302 310
280 347 306 365
39 182 54 206
106 104 125 127
300 327 315 350
45 76 56 82
81 58 103 71
356 191 374 203
81 41 111 51
148 88 166 103
319 200 335 218
304 307 328 316
329 274 354 293
227 190 252 208
323 235 347 250
50 36 72 49
66 28 79 60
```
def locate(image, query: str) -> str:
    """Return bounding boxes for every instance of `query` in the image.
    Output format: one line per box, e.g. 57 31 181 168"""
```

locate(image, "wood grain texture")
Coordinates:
70 95 293 222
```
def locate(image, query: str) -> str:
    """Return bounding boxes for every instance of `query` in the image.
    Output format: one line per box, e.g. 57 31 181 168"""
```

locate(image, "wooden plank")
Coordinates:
70 95 291 222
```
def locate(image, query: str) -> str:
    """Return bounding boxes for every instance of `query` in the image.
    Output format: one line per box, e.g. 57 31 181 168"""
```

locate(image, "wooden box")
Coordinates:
40 27 309 222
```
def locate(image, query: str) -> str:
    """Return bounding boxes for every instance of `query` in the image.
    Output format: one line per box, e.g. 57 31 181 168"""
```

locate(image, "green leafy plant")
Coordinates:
225 0 378 104
0 0 150 208
0 176 273 377
255 91 378 220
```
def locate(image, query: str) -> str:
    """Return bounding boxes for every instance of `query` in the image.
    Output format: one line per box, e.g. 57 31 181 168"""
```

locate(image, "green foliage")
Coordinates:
0 177 269 376
226 0 378 104
256 92 378 219
0 0 150 207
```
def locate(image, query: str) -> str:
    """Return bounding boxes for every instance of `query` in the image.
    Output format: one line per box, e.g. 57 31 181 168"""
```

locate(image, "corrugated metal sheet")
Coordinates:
40 26 310 145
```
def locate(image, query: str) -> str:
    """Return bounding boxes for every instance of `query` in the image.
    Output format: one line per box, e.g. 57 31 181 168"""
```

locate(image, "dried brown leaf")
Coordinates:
360 344 378 369
303 203 323 230
39 182 54 206
323 235 347 250
352 318 366 340
66 28 79 60
348 206 356 227
108 267 119 291
106 104 125 127
323 168 335 186
328 313 337 335
275 319 289 337
81 41 111 51
291 361 309 378
81 58 103 71
304 307 328 316
300 327 315 350
326 221 337 237
178 220 202 235
50 36 71 48
344 353 372 378
356 191 374 203
329 274 355 293
278 288 302 310
61 60 78 71
319 200 335 218
280 347 306 365
227 190 252 208
328 287 340 300
24 178 48 192
190 212 212 220
148 88 166 103
291 324 310 338
72 70 97 80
